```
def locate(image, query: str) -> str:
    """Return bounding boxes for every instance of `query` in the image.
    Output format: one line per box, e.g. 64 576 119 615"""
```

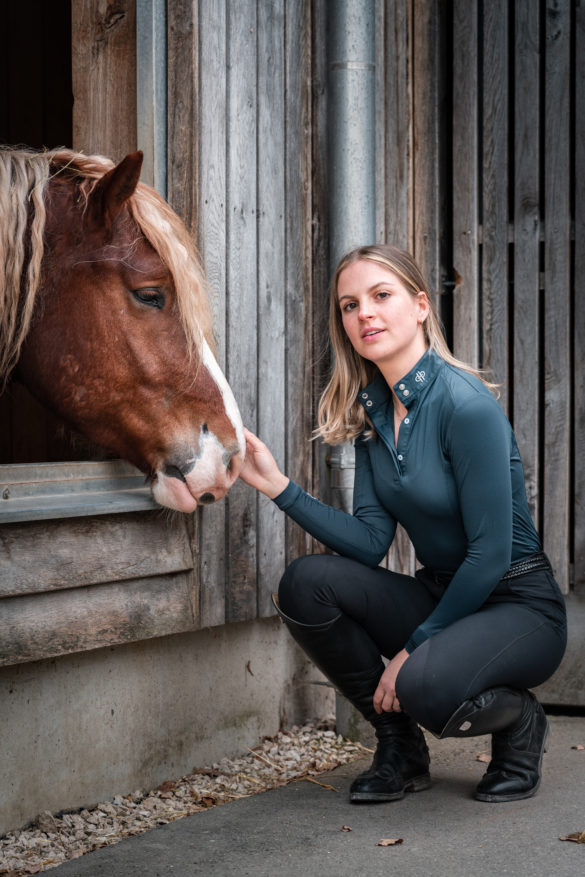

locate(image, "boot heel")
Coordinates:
404 772 431 793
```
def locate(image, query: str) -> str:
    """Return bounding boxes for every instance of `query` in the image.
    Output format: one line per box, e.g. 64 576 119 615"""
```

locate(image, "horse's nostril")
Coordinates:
199 492 216 505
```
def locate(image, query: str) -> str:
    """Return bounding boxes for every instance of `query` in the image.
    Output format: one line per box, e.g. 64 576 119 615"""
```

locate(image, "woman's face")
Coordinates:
337 259 429 374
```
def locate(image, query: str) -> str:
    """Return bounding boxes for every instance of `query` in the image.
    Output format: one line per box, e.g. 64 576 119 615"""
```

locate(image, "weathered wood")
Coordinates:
257 0 287 616
481 0 509 410
0 512 193 597
384 0 412 251
225 0 258 621
452 0 479 367
197 0 229 628
285 0 313 567
167 0 197 227
574 0 585 592
542 0 571 593
72 0 137 158
412 0 442 297
0 572 197 667
513 0 541 524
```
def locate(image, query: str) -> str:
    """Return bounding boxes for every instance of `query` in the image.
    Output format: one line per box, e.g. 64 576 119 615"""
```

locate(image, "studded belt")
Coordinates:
501 551 551 580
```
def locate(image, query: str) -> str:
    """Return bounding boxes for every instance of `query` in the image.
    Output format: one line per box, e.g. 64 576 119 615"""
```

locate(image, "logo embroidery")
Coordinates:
415 370 426 383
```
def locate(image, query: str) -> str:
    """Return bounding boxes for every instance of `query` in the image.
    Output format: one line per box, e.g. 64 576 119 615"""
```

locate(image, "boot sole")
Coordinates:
474 721 549 803
349 772 431 803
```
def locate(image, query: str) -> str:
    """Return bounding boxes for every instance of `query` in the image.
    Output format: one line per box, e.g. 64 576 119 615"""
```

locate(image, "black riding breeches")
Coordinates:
278 554 567 736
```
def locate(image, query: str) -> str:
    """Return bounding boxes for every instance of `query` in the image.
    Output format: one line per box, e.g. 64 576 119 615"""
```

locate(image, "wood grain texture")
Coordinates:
225 0 258 621
513 0 541 524
72 0 137 158
167 0 198 232
257 0 287 616
481 0 509 410
452 0 479 367
285 0 313 567
197 0 229 627
0 572 197 666
384 0 412 251
542 0 571 592
412 0 441 297
574 0 585 592
0 512 194 597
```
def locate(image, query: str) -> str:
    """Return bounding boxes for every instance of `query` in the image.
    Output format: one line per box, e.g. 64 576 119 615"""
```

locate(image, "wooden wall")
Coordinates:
1 0 582 667
451 0 581 595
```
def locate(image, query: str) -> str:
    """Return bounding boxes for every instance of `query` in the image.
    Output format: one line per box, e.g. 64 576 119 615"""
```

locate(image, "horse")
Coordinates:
0 147 245 512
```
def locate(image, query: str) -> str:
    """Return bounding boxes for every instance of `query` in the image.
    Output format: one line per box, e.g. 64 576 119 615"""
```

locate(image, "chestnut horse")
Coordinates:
0 147 244 511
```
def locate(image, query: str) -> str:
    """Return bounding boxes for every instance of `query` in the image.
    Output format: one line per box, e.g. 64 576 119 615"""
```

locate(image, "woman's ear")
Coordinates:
416 291 431 323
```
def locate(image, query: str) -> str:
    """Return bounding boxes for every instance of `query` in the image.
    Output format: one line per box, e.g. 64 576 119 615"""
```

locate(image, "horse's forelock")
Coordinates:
129 185 216 358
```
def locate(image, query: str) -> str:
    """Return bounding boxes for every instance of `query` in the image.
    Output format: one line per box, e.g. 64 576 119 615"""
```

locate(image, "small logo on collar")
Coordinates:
415 370 426 383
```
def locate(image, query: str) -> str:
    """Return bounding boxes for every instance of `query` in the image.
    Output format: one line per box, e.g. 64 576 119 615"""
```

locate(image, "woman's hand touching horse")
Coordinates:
239 428 290 499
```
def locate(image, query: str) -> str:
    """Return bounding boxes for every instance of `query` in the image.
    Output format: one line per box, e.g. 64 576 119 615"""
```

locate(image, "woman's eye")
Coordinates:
376 290 390 300
342 301 357 312
131 289 165 309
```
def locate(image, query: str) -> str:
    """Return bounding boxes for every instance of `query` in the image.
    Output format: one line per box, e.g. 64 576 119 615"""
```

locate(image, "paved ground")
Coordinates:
50 715 585 877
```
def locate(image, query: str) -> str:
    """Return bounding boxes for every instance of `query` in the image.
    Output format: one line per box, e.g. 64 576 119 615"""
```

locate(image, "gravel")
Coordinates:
0 717 368 876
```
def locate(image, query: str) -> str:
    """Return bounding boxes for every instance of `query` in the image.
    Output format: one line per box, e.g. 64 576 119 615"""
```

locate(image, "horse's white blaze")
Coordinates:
151 347 244 512
201 340 245 457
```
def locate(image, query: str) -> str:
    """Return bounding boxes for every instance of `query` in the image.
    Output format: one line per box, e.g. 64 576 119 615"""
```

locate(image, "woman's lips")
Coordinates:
361 328 384 340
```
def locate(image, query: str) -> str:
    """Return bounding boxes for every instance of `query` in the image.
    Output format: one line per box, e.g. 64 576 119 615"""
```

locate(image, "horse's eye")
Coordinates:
132 289 165 309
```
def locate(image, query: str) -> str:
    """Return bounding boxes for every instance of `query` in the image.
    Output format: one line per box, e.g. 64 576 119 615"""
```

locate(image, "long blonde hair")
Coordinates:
0 147 213 390
315 244 497 444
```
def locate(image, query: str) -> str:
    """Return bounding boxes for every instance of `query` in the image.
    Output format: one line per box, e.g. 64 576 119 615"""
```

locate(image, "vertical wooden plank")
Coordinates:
257 0 286 616
383 0 415 576
452 0 480 367
481 0 509 410
285 0 313 566
575 0 585 592
197 0 229 627
412 0 441 296
72 0 137 159
225 0 258 620
384 0 412 251
311 0 333 528
167 0 197 226
542 0 571 592
513 0 541 524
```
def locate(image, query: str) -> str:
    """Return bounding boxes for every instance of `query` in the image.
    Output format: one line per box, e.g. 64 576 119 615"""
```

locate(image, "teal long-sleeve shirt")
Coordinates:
273 349 541 654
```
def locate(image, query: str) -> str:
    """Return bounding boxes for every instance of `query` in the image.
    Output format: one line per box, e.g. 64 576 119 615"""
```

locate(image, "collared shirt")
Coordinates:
273 348 541 652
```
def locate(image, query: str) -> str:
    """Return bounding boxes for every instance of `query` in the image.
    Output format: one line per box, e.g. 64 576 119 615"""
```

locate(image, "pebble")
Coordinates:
0 718 365 876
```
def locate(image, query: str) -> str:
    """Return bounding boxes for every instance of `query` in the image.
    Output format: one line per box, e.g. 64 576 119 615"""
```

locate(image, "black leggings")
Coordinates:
278 554 567 735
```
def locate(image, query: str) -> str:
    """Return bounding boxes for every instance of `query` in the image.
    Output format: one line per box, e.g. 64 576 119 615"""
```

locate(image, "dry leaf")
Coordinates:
476 752 491 764
341 825 352 832
377 838 404 847
559 831 585 844
571 744 585 751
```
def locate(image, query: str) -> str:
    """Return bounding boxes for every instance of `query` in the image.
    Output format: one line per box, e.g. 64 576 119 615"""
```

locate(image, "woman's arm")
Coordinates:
239 429 396 567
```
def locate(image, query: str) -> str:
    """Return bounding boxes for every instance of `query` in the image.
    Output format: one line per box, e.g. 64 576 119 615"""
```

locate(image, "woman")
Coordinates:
240 244 567 804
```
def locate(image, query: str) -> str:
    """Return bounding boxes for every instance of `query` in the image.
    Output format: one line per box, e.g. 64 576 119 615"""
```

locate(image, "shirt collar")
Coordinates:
358 348 443 413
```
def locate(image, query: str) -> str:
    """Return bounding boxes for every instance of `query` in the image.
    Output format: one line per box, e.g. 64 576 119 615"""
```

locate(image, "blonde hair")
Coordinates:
315 244 498 444
0 147 213 390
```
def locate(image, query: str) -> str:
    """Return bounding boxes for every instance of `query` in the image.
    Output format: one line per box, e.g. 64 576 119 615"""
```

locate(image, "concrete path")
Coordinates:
50 716 585 877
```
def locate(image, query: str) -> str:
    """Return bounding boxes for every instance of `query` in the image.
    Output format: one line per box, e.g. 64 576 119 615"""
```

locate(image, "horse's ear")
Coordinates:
87 151 144 229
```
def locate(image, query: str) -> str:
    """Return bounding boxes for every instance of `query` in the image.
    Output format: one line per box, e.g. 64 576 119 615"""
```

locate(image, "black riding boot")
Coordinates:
439 687 549 803
272 595 430 803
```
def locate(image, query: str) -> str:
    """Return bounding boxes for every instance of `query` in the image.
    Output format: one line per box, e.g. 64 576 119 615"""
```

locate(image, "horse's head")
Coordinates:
11 150 245 511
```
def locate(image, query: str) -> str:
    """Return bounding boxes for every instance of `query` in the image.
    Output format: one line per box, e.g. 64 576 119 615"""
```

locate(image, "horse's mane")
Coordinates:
0 147 214 387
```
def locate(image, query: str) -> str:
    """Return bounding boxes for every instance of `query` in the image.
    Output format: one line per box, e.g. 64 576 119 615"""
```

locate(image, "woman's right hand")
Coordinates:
239 428 290 499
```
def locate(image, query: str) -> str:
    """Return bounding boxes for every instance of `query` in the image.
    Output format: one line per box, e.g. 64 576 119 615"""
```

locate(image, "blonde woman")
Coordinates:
240 244 566 804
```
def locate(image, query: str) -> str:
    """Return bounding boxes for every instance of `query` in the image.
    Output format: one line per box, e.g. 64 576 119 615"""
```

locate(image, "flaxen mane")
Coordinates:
0 147 214 389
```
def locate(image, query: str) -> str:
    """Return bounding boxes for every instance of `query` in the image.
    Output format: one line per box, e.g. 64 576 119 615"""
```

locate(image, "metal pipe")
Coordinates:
327 0 376 270
326 0 376 512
